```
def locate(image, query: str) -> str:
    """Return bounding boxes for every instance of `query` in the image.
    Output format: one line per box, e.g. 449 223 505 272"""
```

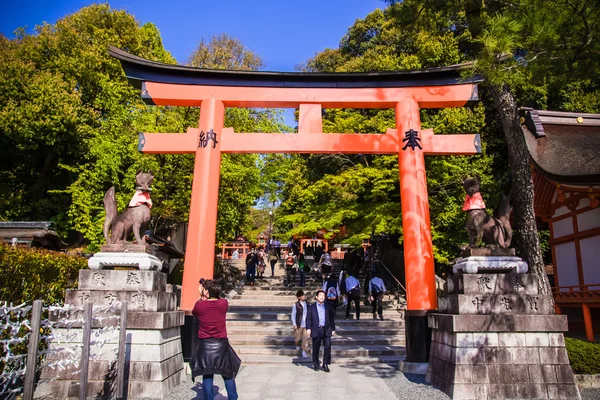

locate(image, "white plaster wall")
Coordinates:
553 217 574 238
553 206 570 218
578 197 591 210
577 208 600 232
581 235 600 287
555 241 579 291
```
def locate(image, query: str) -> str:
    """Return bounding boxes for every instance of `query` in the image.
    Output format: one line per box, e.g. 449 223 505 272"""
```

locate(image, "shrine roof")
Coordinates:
108 47 482 89
521 108 600 185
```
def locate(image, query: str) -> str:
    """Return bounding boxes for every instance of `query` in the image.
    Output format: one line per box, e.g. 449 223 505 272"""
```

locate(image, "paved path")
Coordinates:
165 364 401 400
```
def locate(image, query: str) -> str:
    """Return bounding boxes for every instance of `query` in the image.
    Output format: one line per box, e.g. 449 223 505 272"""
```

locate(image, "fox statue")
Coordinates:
103 170 154 245
462 176 512 249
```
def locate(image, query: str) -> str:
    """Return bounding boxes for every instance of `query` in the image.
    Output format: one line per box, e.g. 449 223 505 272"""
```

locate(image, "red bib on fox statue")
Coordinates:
128 191 153 208
462 192 485 211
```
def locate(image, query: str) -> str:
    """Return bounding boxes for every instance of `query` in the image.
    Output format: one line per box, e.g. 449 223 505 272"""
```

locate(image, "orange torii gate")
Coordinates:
110 47 482 362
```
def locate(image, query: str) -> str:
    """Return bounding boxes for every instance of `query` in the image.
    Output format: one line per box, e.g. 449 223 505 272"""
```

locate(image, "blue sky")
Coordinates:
1 0 383 70
1 0 384 127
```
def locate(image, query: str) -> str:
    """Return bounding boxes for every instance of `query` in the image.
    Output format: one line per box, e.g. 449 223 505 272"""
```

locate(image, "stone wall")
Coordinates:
427 273 580 399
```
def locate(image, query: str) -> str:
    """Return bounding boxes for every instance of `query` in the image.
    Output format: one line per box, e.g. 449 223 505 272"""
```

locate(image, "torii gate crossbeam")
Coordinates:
110 47 483 362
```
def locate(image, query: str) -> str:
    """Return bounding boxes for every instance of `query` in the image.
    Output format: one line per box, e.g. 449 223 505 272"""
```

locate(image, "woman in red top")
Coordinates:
190 279 241 400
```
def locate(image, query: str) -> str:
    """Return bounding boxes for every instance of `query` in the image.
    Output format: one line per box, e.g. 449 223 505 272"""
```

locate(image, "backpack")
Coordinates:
326 279 338 301
246 252 255 268
286 255 295 267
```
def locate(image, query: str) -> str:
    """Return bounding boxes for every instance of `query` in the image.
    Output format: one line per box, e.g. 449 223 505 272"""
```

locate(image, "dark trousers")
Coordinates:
312 328 332 366
270 260 276 275
372 292 384 316
346 289 361 320
299 270 306 287
286 268 296 286
246 266 255 283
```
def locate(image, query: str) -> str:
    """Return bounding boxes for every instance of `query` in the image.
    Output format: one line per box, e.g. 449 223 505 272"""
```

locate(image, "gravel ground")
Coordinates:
582 388 600 400
373 364 451 400
373 364 600 400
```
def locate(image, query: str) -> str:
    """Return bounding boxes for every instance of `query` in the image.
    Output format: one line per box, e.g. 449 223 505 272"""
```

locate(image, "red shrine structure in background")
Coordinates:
110 47 482 361
522 108 600 342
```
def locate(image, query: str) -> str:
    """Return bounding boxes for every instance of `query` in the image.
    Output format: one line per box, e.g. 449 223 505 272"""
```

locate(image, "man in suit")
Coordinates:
306 289 335 372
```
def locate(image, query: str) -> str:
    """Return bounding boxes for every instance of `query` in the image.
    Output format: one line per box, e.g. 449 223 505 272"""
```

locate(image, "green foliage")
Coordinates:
0 244 86 304
0 7 287 250
565 337 600 375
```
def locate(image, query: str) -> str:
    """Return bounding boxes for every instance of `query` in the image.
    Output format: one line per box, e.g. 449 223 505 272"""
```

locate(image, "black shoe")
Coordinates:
313 364 320 371
379 315 384 320
373 314 377 320
322 364 330 373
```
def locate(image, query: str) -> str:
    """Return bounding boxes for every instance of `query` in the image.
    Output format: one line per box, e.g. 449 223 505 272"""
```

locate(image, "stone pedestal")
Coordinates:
427 272 580 399
35 269 185 399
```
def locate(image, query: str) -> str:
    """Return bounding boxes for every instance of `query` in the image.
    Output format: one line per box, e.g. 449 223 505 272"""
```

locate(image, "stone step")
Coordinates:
239 354 406 365
225 318 402 328
232 345 405 357
226 327 404 336
227 302 397 310
227 335 405 346
226 311 404 322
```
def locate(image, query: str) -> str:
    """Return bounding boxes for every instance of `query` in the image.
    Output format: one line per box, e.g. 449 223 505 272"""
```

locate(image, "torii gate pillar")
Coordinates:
181 99 224 311
397 98 436 362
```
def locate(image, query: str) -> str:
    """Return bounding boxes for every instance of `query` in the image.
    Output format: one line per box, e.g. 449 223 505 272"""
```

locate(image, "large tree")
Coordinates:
383 0 600 294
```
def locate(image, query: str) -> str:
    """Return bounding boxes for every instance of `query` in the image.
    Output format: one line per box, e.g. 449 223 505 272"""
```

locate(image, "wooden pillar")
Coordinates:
582 303 595 342
181 98 225 311
396 97 436 363
555 304 561 315
396 98 436 311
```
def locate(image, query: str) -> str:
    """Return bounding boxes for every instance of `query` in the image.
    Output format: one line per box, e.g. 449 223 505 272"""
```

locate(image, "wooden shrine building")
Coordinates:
522 108 600 341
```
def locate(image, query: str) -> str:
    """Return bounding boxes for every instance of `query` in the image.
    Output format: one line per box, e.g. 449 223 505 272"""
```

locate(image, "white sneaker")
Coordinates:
296 346 301 351
302 350 308 358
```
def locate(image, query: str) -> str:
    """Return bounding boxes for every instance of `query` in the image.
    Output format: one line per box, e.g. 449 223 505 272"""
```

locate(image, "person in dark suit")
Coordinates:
306 289 336 372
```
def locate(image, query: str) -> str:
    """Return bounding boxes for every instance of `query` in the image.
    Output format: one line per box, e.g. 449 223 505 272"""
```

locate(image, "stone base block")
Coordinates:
461 248 516 257
88 252 162 271
429 313 568 332
40 353 183 381
65 290 177 312
35 367 184 399
399 360 428 375
100 243 153 254
49 309 184 329
437 293 553 315
445 273 539 295
453 256 528 274
78 269 167 292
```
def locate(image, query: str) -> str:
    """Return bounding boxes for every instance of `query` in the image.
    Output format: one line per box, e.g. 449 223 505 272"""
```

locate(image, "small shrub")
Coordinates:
0 243 86 305
565 337 600 374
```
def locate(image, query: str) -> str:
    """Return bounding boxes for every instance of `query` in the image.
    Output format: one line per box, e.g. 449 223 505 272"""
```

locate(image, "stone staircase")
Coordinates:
226 259 406 365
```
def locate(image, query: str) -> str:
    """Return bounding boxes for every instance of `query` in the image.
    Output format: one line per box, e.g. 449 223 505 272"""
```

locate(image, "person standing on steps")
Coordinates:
313 245 324 282
319 249 333 277
298 253 307 287
306 289 335 372
322 272 340 311
345 270 361 321
369 271 387 320
245 244 258 286
268 247 278 277
191 279 241 400
291 289 309 358
273 236 281 259
285 250 298 287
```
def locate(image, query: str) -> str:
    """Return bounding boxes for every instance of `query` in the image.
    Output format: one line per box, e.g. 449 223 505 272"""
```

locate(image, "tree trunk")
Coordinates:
489 83 552 297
